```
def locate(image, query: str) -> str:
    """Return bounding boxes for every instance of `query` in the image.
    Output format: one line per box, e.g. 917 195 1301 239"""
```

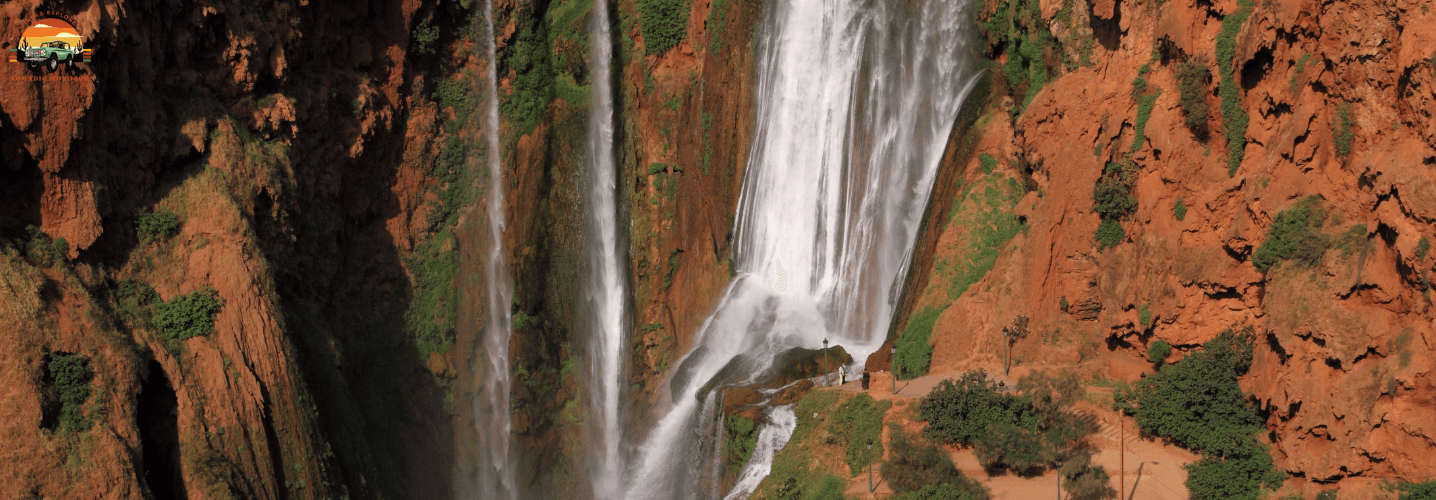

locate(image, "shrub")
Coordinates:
920 370 1028 446
117 278 160 321
1395 480 1436 500
638 0 690 56
1063 458 1117 500
499 3 554 136
1095 219 1125 249
1092 163 1136 221
1184 441 1285 500
1138 303 1152 327
22 225 67 267
412 18 440 55
921 369 1094 474
978 0 1062 116
979 153 999 175
726 415 756 475
1252 195 1328 271
833 394 891 475
1148 339 1171 365
1417 237 1430 261
896 307 941 380
138 211 182 243
1174 196 1188 221
1217 0 1255 176
883 426 988 498
1290 53 1311 93
153 287 223 342
48 353 94 432
1177 59 1211 137
1059 295 1069 311
1334 101 1354 158
1131 77 1163 152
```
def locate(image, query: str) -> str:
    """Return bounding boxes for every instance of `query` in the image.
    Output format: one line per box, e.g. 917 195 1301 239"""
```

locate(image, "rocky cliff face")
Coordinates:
894 0 1436 492
0 1 476 498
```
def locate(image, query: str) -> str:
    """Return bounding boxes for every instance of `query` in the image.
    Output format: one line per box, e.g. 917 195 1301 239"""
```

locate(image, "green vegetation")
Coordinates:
1131 66 1164 151
1095 219 1125 249
1138 303 1152 327
47 353 94 433
759 391 844 499
1394 480 1436 499
406 230 460 356
1060 453 1117 500
117 278 160 323
884 426 989 499
1334 101 1354 158
1114 329 1283 500
978 0 1065 116
21 225 68 267
1148 339 1171 365
979 153 999 175
726 415 757 476
1417 237 1430 261
153 287 223 342
1252 196 1328 271
1177 59 1211 137
707 0 732 52
920 370 1095 474
1093 161 1136 221
1059 295 1069 311
412 18 440 55
895 308 941 381
1174 196 1187 221
1290 53 1311 93
499 3 555 136
664 250 681 288
1217 0 1255 176
701 112 715 174
942 177 1027 301
833 394 891 475
638 0 690 56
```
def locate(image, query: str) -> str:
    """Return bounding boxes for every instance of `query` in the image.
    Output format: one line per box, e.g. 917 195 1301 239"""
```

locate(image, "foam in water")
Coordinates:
583 1 629 498
622 0 980 498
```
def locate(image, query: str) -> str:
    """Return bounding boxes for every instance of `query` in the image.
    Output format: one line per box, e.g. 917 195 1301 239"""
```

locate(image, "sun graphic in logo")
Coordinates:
10 18 92 71
773 261 790 293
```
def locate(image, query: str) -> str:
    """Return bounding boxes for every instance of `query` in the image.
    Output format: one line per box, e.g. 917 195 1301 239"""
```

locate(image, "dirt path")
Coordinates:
827 369 1197 500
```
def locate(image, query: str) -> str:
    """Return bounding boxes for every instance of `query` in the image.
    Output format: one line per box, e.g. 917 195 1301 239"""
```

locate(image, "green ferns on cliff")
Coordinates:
1115 329 1284 500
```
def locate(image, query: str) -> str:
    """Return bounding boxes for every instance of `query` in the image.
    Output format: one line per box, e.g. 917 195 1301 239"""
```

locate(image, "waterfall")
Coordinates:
623 0 981 498
583 1 629 499
464 0 517 498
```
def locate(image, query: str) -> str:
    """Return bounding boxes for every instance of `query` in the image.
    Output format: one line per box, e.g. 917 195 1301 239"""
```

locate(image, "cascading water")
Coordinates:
581 1 628 499
463 1 518 498
623 0 982 498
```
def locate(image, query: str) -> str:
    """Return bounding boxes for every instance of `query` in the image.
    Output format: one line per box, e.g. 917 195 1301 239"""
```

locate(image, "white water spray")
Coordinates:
464 1 517 498
583 1 628 499
623 0 981 498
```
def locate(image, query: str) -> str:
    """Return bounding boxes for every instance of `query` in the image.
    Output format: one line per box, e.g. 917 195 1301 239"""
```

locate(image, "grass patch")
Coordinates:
758 390 843 499
1333 101 1354 158
1217 0 1255 176
1138 303 1152 327
1290 53 1310 93
726 415 757 476
942 176 1026 300
833 393 891 475
638 0 690 56
153 287 223 342
1132 65 1164 151
1252 195 1328 271
978 153 999 175
707 0 732 52
896 308 941 380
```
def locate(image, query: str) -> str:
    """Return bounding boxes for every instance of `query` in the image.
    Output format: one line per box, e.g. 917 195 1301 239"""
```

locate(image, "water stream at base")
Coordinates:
463 0 518 498
582 1 628 499
622 0 981 498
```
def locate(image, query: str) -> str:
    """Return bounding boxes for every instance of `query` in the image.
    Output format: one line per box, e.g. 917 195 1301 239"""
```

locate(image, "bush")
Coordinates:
1290 53 1311 93
1184 441 1285 500
1148 339 1171 365
920 370 1031 447
1396 480 1436 500
1095 219 1125 249
1092 163 1136 221
1252 196 1328 271
1174 196 1187 221
1131 73 1163 151
137 211 181 243
884 426 989 498
979 153 999 175
921 370 1094 473
638 0 690 56
1333 101 1354 158
1063 458 1117 500
895 308 942 380
47 353 94 432
1177 59 1211 137
1418 237 1431 261
833 394 891 475
978 0 1062 116
1138 303 1152 327
152 287 223 342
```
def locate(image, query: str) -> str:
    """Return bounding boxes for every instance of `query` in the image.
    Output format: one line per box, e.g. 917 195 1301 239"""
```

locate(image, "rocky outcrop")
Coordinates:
899 0 1436 492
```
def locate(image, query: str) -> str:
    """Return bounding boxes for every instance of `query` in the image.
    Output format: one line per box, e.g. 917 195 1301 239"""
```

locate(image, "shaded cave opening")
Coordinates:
137 361 186 500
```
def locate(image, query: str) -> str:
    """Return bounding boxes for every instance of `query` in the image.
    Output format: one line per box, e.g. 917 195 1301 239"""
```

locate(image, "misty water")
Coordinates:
620 0 982 498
